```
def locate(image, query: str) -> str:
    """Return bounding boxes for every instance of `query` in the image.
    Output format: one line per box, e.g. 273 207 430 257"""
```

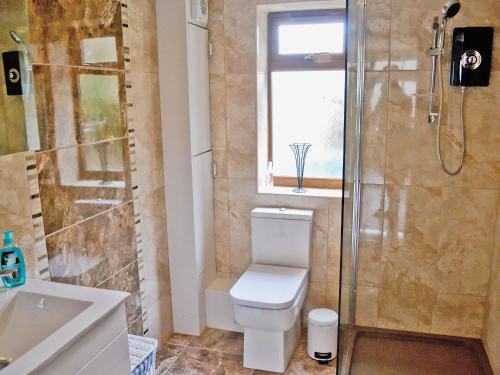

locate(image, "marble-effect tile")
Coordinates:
33 65 128 150
99 260 142 328
46 202 138 287
37 138 133 235
156 328 337 375
28 0 124 68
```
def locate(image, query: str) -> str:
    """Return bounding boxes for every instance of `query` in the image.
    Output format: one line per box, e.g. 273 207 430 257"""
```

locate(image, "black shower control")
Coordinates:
2 51 23 96
450 27 494 87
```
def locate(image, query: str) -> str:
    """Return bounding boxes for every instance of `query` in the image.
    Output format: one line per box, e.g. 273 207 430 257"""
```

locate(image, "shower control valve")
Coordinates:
460 50 482 71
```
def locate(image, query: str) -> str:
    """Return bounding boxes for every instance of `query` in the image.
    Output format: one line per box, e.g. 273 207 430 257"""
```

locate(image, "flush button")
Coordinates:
279 207 286 211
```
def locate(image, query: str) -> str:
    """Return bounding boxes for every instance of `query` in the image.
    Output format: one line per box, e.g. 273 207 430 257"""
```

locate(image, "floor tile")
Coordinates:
167 333 194 347
188 328 244 355
289 329 336 369
156 344 186 374
167 347 252 375
252 363 336 375
158 328 337 375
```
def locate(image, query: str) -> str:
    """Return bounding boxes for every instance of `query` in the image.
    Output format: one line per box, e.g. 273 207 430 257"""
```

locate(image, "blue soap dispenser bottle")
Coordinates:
0 230 26 288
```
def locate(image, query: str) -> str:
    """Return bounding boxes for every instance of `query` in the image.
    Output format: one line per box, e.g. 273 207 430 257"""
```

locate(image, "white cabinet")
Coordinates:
188 25 211 156
156 0 216 335
192 151 215 274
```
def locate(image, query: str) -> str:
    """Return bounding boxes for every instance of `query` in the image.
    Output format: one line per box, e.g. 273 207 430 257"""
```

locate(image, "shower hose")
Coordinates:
436 49 466 176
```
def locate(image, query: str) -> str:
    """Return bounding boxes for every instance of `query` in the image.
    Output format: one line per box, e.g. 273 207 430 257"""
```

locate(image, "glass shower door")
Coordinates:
338 0 365 373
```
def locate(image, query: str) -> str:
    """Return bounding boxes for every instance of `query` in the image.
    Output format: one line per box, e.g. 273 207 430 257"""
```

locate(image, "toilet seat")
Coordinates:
230 264 308 310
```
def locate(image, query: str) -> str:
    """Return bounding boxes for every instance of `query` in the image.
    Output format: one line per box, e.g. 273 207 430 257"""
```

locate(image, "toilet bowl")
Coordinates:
230 208 313 373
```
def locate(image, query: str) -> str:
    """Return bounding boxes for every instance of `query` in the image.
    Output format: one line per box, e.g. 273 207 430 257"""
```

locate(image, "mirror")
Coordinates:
0 0 127 280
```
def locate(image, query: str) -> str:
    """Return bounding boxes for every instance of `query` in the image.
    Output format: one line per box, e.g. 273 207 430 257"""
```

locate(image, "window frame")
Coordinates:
267 9 346 190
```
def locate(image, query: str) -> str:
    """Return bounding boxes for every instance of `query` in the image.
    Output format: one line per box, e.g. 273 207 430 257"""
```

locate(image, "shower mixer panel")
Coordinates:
2 51 23 96
450 27 494 87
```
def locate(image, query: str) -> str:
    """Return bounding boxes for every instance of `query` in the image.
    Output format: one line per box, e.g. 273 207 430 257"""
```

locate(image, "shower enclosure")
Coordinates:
338 0 498 373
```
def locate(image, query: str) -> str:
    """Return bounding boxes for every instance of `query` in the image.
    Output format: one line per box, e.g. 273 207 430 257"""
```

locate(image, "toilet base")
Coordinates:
243 318 301 373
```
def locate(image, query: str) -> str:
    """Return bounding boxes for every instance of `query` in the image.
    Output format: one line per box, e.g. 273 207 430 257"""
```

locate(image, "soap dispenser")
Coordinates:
0 230 26 288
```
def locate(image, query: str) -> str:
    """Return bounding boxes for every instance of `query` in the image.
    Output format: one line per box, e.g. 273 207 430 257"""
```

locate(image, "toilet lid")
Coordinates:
230 264 308 310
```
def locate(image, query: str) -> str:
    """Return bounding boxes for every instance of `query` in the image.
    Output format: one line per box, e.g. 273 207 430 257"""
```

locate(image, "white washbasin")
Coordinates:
0 279 130 375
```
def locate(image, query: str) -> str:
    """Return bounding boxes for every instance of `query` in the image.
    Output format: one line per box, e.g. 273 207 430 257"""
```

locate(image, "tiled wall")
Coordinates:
355 0 500 345
128 0 173 343
0 0 172 343
0 153 40 279
483 206 499 373
0 0 30 155
28 0 143 335
208 0 343 319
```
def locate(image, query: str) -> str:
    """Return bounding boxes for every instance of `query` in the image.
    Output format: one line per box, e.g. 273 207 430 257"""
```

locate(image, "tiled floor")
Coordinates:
156 328 336 374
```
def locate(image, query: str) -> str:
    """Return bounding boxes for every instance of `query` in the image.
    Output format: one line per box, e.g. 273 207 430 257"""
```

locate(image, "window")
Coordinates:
266 9 345 190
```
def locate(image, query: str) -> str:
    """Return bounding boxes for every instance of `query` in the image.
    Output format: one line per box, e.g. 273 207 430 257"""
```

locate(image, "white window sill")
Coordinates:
258 185 343 198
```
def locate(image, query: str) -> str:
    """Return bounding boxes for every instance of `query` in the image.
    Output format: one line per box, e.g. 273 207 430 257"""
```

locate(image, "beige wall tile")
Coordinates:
227 178 277 277
212 148 228 179
357 184 384 287
389 0 437 71
132 72 165 196
0 153 37 278
431 294 486 338
138 187 169 284
214 179 230 274
355 286 379 327
310 206 329 283
303 281 327 323
378 287 437 333
483 199 500 372
386 71 444 187
129 0 159 74
381 185 441 291
208 0 225 75
442 72 500 190
226 74 257 179
362 72 388 185
223 0 257 76
437 187 498 296
327 283 340 312
209 74 227 149
146 294 174 344
327 199 342 285
365 0 390 71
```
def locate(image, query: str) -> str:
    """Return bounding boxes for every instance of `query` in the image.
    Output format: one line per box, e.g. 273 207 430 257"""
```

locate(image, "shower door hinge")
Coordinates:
209 42 214 57
211 161 217 178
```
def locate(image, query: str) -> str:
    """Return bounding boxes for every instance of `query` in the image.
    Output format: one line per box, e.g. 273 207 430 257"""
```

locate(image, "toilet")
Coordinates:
230 207 313 373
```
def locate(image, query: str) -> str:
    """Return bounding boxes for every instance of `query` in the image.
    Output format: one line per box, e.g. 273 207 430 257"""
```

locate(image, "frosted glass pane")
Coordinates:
271 70 345 179
278 23 344 55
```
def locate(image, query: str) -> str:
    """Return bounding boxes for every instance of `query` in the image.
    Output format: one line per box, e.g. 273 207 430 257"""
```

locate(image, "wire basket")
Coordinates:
129 335 158 375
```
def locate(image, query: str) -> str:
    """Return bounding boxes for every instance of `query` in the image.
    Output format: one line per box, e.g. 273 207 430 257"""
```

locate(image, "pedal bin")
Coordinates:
307 308 338 364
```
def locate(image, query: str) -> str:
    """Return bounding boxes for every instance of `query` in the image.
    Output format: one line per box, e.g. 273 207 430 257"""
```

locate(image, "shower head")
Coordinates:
8 30 33 67
442 0 461 20
9 31 23 44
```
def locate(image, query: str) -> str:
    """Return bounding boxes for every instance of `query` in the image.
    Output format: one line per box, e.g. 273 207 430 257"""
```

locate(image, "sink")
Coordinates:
0 280 131 375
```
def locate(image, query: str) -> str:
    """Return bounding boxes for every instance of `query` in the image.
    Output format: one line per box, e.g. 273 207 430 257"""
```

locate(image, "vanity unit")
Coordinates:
0 280 130 374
